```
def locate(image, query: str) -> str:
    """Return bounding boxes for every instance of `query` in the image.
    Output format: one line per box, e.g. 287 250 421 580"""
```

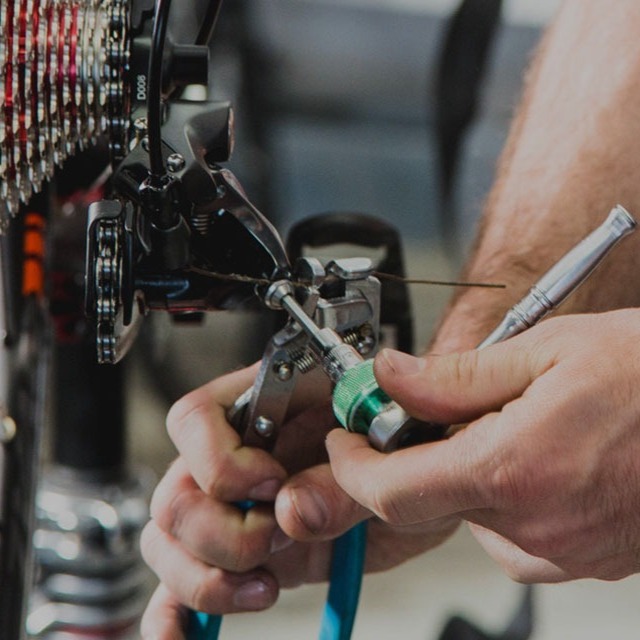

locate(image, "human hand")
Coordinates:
140 363 459 639
327 309 640 584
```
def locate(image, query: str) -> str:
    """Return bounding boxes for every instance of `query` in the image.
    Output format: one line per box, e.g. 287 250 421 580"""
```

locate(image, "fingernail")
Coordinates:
233 578 274 610
378 348 425 375
270 527 294 553
290 486 328 534
248 478 282 502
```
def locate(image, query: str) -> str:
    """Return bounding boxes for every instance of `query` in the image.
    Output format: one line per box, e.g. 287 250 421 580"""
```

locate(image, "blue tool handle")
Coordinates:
187 611 222 640
186 500 255 640
320 521 367 640
185 521 367 640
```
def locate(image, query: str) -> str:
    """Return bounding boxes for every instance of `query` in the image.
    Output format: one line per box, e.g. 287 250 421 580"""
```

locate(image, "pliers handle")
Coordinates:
187 521 367 640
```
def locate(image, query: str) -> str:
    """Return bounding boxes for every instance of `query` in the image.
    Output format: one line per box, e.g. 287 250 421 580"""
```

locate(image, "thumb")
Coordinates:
373 338 550 424
275 463 370 541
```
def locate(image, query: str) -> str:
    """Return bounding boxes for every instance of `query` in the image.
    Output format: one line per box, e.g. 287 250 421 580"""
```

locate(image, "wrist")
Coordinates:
428 287 518 354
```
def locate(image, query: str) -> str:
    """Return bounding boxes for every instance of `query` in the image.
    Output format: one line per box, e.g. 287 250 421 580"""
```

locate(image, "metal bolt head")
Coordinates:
254 416 275 438
133 117 148 136
276 362 294 382
356 335 375 356
0 416 17 444
167 153 186 173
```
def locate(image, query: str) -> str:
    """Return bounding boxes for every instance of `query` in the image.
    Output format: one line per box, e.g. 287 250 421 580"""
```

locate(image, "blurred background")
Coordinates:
128 0 640 638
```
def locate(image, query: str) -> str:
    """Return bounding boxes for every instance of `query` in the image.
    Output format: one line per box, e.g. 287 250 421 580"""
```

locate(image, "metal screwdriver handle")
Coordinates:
478 205 636 349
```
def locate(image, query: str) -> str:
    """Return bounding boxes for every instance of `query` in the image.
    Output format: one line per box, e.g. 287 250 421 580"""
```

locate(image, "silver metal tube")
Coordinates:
279 295 363 382
478 205 636 349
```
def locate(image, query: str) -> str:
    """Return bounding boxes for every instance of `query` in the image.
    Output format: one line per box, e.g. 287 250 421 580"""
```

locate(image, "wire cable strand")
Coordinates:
195 0 224 46
147 0 172 182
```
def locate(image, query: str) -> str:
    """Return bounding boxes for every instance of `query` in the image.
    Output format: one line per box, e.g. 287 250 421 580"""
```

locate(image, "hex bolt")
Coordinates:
133 117 148 137
167 153 186 173
254 416 275 438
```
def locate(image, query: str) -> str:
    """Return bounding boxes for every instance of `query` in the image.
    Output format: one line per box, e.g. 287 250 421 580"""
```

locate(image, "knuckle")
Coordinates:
149 467 193 538
225 531 270 572
148 476 175 526
370 482 406 526
483 455 532 507
162 489 196 540
139 521 163 569
200 466 221 499
502 562 537 584
527 315 576 365
191 570 219 613
594 560 637 582
166 393 196 431
448 350 479 389
166 394 209 444
515 525 573 560
148 480 165 520
200 452 234 498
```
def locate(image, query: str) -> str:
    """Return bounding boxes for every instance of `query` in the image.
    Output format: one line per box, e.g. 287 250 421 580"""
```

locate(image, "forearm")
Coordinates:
433 0 640 353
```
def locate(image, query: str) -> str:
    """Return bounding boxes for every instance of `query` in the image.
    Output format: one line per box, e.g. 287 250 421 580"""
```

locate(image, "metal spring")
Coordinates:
288 326 373 374
289 348 316 374
342 329 360 347
191 209 211 235
342 324 376 355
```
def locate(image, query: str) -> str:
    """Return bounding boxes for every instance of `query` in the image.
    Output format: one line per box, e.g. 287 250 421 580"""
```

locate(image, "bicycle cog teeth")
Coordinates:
0 0 131 228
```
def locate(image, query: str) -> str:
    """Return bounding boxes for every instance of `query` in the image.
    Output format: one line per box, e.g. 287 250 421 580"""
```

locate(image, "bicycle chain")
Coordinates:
94 215 122 364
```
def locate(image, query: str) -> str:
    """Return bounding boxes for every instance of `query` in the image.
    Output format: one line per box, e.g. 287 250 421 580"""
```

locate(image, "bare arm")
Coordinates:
434 0 640 353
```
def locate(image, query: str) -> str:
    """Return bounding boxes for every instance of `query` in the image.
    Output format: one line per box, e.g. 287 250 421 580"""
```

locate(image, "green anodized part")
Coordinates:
332 360 392 435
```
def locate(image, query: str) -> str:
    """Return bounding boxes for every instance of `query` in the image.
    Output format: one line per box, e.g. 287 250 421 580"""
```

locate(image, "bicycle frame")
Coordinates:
0 203 51 639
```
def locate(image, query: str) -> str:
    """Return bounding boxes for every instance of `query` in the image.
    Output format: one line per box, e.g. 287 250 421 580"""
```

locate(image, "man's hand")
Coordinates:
327 309 640 584
140 363 459 639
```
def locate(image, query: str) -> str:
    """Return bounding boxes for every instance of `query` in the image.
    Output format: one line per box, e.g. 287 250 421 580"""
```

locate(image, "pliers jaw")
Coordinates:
230 256 381 450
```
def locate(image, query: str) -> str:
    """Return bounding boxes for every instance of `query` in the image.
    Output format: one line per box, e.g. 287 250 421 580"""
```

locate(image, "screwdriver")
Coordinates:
477 204 636 347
